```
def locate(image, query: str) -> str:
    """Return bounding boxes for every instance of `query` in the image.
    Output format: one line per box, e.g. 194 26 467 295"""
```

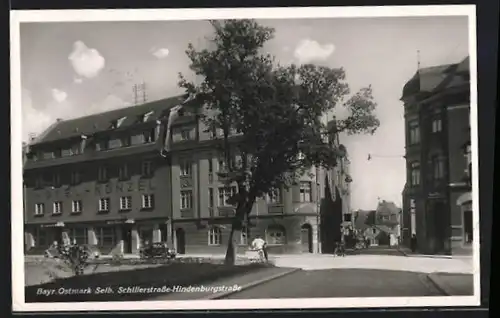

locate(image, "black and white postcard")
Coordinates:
10 5 480 312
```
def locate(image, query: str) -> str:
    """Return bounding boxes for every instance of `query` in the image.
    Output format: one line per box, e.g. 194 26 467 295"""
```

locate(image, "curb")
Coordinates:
425 273 450 296
204 268 301 300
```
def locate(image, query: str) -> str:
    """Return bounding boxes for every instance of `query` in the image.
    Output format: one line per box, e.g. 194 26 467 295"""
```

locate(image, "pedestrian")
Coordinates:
250 235 268 262
410 234 417 253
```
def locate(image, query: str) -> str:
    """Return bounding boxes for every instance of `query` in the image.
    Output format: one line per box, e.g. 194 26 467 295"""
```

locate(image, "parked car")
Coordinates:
139 242 176 259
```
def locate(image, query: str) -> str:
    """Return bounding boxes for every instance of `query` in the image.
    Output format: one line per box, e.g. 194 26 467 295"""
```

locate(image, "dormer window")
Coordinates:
143 111 154 122
116 116 127 128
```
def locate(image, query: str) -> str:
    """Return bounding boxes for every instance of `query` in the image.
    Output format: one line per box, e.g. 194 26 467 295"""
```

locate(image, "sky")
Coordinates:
18 15 470 210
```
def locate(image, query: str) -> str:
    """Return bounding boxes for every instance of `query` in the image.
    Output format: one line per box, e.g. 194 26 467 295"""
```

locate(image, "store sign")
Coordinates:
40 179 156 199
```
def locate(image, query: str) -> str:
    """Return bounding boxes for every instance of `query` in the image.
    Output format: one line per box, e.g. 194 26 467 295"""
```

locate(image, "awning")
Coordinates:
456 192 472 206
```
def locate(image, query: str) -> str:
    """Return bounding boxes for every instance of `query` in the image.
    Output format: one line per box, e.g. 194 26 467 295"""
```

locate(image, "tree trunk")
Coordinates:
224 199 254 265
224 226 237 265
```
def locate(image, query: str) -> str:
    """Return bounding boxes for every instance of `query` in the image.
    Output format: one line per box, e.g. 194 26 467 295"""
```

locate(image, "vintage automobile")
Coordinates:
139 242 176 259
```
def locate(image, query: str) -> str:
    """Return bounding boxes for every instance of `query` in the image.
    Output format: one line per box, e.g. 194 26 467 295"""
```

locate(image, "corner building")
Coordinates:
23 97 178 255
400 56 472 255
24 96 350 255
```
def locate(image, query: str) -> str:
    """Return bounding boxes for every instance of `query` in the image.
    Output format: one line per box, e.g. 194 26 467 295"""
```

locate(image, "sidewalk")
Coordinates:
398 247 473 259
426 272 474 296
148 266 299 301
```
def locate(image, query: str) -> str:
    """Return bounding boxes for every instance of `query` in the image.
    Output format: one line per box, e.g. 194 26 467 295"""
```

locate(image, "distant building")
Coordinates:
400 56 471 255
23 96 349 256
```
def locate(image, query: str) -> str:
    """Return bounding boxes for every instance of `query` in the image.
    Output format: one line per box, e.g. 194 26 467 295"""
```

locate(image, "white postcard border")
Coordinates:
10 5 481 312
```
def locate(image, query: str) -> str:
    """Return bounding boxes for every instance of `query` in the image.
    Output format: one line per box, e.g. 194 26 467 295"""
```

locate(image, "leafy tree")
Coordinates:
179 19 380 265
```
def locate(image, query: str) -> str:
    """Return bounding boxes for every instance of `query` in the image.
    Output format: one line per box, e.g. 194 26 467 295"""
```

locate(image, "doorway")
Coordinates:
300 224 313 253
122 226 133 254
54 227 63 244
463 210 473 244
160 224 169 243
175 228 186 254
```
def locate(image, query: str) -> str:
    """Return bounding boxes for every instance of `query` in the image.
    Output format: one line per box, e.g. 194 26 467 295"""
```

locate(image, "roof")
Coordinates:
353 210 375 230
376 200 400 215
31 95 185 145
401 56 469 100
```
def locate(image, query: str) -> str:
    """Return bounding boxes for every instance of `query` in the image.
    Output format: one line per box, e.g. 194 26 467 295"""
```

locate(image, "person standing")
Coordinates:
250 235 268 262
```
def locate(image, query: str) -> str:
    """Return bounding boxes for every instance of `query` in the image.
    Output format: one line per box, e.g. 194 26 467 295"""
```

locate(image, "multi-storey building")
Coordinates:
400 56 471 255
23 96 347 256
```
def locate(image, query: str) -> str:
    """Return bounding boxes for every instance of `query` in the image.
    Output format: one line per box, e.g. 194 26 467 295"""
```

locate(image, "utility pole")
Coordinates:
133 82 147 105
141 82 147 104
132 84 139 105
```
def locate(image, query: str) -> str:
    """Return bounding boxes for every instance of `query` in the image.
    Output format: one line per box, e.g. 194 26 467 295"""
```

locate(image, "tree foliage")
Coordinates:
178 19 380 264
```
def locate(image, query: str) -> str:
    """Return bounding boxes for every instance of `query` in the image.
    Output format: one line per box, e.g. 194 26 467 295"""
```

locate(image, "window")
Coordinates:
142 161 152 176
410 199 417 235
121 136 131 147
208 158 213 173
432 156 445 180
180 190 192 209
218 186 237 206
71 171 81 184
131 133 146 145
372 228 377 234
180 129 192 141
217 157 227 172
432 118 442 133
410 162 420 186
267 189 282 204
61 148 74 157
208 188 214 207
119 164 129 180
180 159 192 176
299 182 312 202
344 214 352 222
72 200 82 213
108 139 122 149
145 128 156 143
139 227 154 246
95 141 107 151
34 228 48 247
98 198 110 212
208 227 222 245
68 228 87 245
266 225 286 245
408 120 420 145
53 201 63 215
95 227 117 247
142 194 154 209
120 196 132 210
240 226 248 245
98 166 107 181
35 203 44 216
42 151 55 160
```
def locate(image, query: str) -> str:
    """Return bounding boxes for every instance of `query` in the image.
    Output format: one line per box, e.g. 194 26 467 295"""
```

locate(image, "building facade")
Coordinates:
400 56 472 255
23 96 349 255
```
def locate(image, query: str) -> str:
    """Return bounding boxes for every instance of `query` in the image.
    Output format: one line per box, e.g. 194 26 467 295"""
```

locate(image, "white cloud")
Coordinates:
151 47 170 59
21 89 53 142
51 88 67 103
73 77 83 84
293 39 335 64
68 41 105 78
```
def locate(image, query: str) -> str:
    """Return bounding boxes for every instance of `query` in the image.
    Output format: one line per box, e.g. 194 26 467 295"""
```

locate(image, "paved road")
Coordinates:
223 269 446 299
